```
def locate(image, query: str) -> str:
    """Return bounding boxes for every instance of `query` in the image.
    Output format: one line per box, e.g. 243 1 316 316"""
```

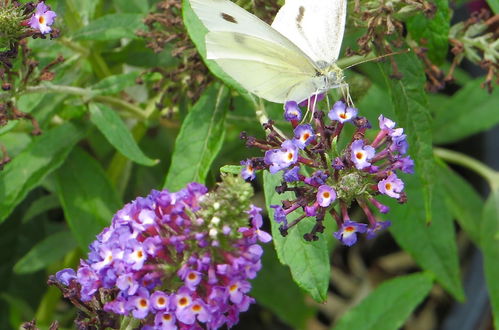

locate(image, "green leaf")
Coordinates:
333 273 433 330
72 14 146 41
90 72 140 96
406 0 450 64
183 0 248 96
378 52 434 222
486 0 499 14
482 189 499 329
436 162 483 243
433 79 499 144
55 148 122 250
164 85 229 191
113 0 150 13
89 103 158 166
264 171 330 303
251 245 315 329
13 231 77 274
0 122 86 223
22 195 60 224
385 174 465 300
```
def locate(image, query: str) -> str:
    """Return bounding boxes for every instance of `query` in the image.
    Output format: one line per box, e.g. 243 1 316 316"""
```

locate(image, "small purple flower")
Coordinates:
240 159 256 181
55 268 76 286
293 124 315 149
284 101 302 121
127 288 151 319
350 140 376 170
366 221 392 239
398 156 415 174
264 140 298 173
154 312 177 329
334 221 368 246
305 203 318 217
378 115 396 131
150 291 170 311
316 185 336 207
304 170 328 186
28 2 57 34
270 205 288 226
328 101 358 123
390 134 409 154
378 173 404 198
283 166 300 182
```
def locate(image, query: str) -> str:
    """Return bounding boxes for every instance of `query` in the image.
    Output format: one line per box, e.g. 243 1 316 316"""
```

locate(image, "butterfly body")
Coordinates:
190 0 347 103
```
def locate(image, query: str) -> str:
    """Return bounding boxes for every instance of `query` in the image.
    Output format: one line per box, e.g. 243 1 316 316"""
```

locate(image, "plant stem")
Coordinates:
434 147 499 190
24 84 147 119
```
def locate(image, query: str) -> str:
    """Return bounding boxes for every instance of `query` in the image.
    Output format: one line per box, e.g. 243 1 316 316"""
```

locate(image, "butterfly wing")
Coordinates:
190 0 308 55
206 31 320 103
271 0 347 65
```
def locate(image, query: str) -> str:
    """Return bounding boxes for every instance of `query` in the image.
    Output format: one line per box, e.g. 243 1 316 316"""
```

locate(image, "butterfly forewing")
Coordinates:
190 0 312 59
271 0 347 65
206 32 318 103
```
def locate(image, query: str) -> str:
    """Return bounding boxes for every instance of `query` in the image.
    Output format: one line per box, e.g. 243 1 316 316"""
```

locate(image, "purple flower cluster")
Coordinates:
240 98 414 246
53 177 271 329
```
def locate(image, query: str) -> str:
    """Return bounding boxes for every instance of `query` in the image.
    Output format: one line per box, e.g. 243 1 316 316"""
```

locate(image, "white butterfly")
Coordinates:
189 0 347 104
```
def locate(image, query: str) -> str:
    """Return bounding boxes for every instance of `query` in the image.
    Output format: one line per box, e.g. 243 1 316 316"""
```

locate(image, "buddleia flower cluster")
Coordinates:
50 175 271 329
240 97 414 246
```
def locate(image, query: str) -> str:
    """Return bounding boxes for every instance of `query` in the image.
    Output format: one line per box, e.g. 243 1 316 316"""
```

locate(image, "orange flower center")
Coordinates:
385 183 392 190
179 297 188 306
162 314 172 321
356 152 363 159
192 304 202 312
158 297 166 305
188 273 197 280
38 16 45 24
287 152 294 160
139 298 148 307
345 226 355 233
323 192 330 198
302 133 310 140
339 113 347 119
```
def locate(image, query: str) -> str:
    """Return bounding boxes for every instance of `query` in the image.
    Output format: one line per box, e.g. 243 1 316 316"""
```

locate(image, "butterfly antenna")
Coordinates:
343 48 411 70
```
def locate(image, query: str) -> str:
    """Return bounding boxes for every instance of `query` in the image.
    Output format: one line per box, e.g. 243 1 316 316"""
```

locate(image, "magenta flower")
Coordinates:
28 2 57 34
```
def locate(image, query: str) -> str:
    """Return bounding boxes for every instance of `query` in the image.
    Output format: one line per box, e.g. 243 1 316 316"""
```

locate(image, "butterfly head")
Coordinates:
315 63 344 92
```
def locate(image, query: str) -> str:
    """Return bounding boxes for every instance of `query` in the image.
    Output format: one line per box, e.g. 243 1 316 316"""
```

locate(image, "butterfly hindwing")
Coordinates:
271 0 347 65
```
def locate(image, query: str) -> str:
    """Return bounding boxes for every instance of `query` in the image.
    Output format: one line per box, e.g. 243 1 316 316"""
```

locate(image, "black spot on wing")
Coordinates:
297 6 305 23
221 12 238 24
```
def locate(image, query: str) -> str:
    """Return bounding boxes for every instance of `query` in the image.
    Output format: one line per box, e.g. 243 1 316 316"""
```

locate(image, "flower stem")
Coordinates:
23 84 147 119
434 147 499 190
